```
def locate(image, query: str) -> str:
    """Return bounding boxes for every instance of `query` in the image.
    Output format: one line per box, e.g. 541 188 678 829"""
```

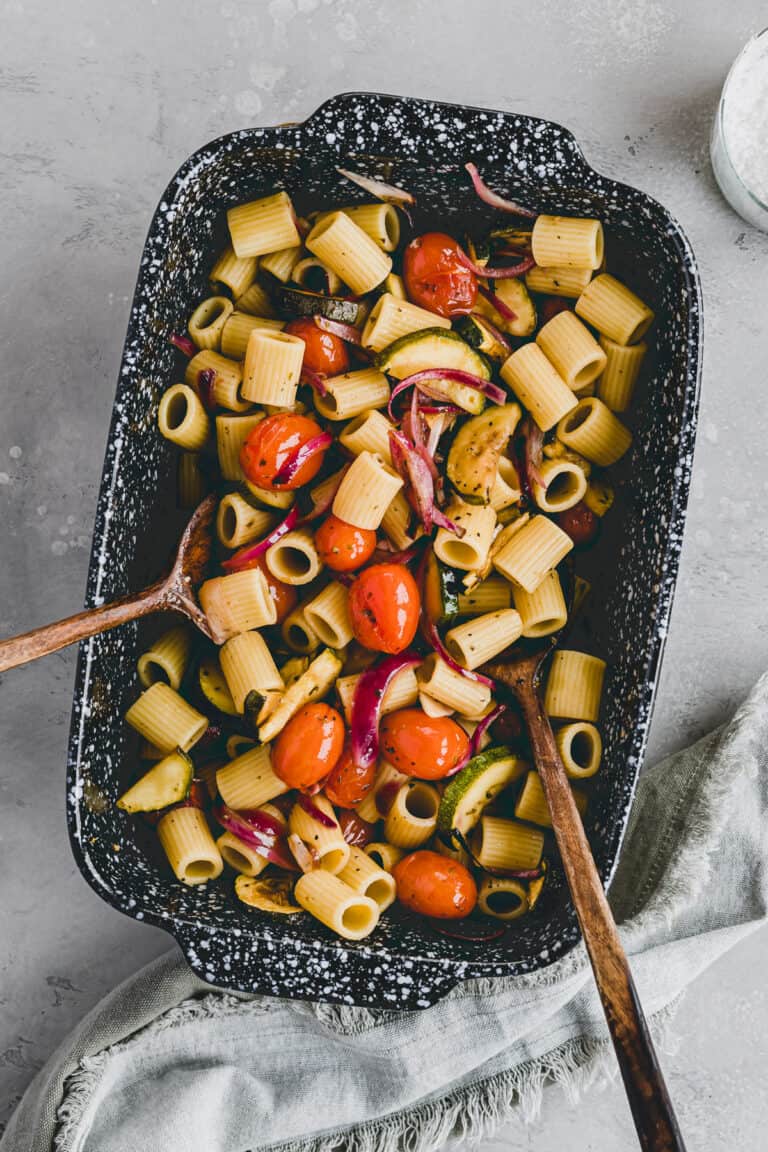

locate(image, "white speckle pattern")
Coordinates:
65 94 702 1009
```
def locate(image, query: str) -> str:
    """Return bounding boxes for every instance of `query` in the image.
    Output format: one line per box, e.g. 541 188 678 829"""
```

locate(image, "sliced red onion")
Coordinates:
457 247 536 280
389 429 443 534
418 403 464 416
197 368 216 412
337 809 376 846
464 162 536 218
350 653 422 769
371 542 422 566
431 505 463 534
213 802 297 870
375 780 401 817
176 778 208 810
425 410 453 458
388 370 506 420
336 166 416 207
169 332 196 357
471 313 512 354
287 832 319 873
468 702 507 759
302 465 349 522
221 505 300 571
237 806 288 838
295 792 337 827
301 366 329 397
424 619 494 689
313 314 361 345
521 416 548 490
478 283 517 322
272 432 332 486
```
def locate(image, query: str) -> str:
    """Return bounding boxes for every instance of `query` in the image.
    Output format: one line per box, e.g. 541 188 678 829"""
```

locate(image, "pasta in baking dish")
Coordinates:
117 164 653 941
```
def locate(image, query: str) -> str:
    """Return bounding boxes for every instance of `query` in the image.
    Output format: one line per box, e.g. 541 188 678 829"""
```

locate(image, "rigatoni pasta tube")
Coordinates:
381 488 414 551
418 691 454 718
575 273 654 345
260 245 302 283
125 683 208 753
332 451 403 530
584 476 614 518
336 666 419 725
355 761 409 823
545 650 606 721
177 452 208 508
210 244 257 299
216 493 274 549
158 807 223 886
216 831 269 877
220 312 285 361
457 577 512 615
199 569 277 637
219 631 283 713
597 336 647 412
514 770 587 828
478 875 529 921
383 781 440 849
531 215 604 270
556 722 602 779
302 582 354 649
266 528 321 586
188 296 233 351
433 500 496 571
416 653 491 716
158 384 210 450
306 211 391 295
242 329 305 407
294 871 379 941
292 256 343 296
338 203 400 252
489 456 522 511
361 292 450 352
244 479 295 510
186 350 248 413
281 606 321 654
289 795 350 874
556 397 632 466
365 842 405 872
472 816 544 872
492 514 573 593
338 410 395 464
512 570 568 638
137 625 193 691
531 458 588 513
337 845 397 910
444 609 523 670
536 310 607 390
216 745 289 810
216 412 264 482
236 280 277 318
501 344 577 432
525 264 594 299
227 191 300 259
313 368 390 421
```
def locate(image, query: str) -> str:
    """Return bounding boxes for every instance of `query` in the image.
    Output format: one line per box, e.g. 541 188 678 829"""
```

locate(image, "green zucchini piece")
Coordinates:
476 279 537 338
446 404 521 504
279 656 311 686
437 746 528 840
489 226 533 252
465 234 490 267
198 656 238 717
276 286 362 326
453 314 510 363
423 549 461 625
117 751 194 813
376 328 490 415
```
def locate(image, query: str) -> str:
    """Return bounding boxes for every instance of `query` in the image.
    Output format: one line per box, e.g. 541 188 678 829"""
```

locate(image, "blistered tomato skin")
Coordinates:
348 563 420 654
379 709 470 780
324 743 376 808
284 317 350 376
315 515 377 573
336 808 377 847
403 232 478 318
393 850 477 919
556 501 600 547
240 413 328 491
272 703 345 790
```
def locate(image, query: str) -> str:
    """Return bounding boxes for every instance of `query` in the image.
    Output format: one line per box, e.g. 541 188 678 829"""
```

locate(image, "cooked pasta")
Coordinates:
416 653 492 716
531 457 588 513
583 475 615 517
525 264 594 298
215 493 274 549
332 451 403 530
210 244 257 299
383 781 440 849
302 582 354 648
492 514 573 593
260 245 303 283
188 296 233 351
242 329 305 407
306 210 391 295
361 292 451 352
216 831 269 877
125 682 207 753
575 273 654 346
294 871 379 941
477 875 529 921
216 744 289 810
137 625 193 691
289 795 350 873
157 384 210 450
501 344 577 432
281 605 321 654
556 397 632 466
544 650 606 721
198 569 277 637
215 412 264 482
336 666 419 725
536 310 607 391
444 609 524 670
336 203 401 251
489 456 522 511
383 272 407 299
313 368 390 421
291 256 343 296
531 215 604 270
514 770 587 828
597 336 647 412
220 312 285 361
266 528 321 585
338 410 396 464
355 761 409 823
512 570 568 638
472 816 544 872
158 807 223 885
219 631 283 713
418 691 454 718
364 842 405 872
555 722 602 779
457 577 512 615
235 280 277 318
380 488 415 550
337 846 397 910
434 500 496 571
177 452 208 508
184 349 248 412
227 191 301 259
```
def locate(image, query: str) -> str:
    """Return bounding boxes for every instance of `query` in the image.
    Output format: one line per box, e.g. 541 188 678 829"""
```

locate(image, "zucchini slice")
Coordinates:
446 404 521 504
437 746 528 840
276 286 362 326
258 648 343 743
453 314 509 363
198 656 238 717
423 548 461 626
235 873 301 915
376 328 491 415
117 751 194 813
475 279 537 338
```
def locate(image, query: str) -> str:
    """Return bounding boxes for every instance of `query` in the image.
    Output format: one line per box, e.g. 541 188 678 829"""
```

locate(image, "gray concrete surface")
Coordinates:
1 0 768 1146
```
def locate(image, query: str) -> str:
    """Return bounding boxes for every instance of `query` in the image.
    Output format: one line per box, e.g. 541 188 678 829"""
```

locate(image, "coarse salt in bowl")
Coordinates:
711 28 768 231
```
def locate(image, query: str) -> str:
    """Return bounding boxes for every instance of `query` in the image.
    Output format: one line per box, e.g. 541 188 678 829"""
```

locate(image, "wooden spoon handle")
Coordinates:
0 582 166 673
517 687 687 1152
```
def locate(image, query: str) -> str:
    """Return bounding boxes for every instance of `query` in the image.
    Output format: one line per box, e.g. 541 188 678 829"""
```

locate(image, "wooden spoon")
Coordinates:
0 495 223 673
482 640 686 1152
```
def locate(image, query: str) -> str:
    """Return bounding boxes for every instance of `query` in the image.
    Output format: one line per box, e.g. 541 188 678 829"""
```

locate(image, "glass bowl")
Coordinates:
711 28 768 231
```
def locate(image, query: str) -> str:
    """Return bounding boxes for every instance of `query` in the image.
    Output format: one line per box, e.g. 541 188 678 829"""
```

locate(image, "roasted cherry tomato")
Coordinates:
228 553 297 623
324 742 376 808
240 413 328 491
315 514 377 573
272 703 345 790
556 501 600 547
348 563 420 654
403 232 478 318
336 808 377 847
539 296 573 324
393 850 477 919
380 709 469 780
284 317 350 376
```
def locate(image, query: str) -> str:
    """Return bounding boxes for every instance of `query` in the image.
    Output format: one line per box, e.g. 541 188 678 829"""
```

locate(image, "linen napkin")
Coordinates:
4 669 768 1152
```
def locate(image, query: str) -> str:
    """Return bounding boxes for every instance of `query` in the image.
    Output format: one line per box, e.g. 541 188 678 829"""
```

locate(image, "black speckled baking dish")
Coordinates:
67 93 702 1009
